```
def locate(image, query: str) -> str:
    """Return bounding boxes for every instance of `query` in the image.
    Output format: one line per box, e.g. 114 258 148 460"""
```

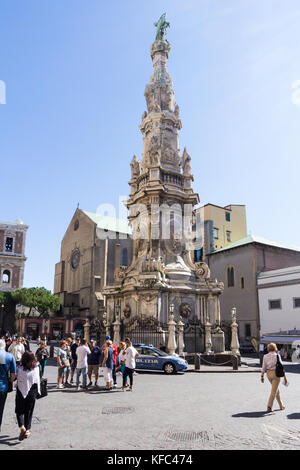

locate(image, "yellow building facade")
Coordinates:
193 204 247 262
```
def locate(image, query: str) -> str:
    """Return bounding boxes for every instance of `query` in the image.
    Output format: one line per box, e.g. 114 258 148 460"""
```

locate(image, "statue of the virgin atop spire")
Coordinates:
154 13 170 41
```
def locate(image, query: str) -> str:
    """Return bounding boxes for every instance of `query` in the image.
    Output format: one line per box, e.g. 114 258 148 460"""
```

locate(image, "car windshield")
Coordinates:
152 348 168 357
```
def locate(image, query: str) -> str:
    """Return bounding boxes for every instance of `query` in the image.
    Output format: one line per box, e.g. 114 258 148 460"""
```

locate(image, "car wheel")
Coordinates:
163 362 176 374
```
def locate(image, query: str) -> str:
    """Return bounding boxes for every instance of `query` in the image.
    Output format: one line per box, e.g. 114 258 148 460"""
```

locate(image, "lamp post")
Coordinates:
115 304 121 321
103 311 110 337
0 304 4 336
113 304 121 345
167 303 177 356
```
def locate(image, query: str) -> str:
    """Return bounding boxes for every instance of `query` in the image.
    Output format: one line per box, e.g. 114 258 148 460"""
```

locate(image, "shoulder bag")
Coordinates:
37 378 48 400
276 353 285 378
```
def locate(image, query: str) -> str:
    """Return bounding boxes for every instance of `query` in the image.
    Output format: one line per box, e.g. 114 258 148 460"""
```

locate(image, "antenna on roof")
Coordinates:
77 202 80 209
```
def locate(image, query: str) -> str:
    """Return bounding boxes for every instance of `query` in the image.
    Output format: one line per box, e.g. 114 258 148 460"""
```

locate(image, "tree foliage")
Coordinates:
10 287 61 317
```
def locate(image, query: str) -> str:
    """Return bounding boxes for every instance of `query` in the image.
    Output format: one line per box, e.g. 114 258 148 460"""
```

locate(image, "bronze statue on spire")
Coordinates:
154 13 170 41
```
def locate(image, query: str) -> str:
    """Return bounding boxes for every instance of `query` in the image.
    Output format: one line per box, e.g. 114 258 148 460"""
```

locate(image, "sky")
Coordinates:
1 0 300 291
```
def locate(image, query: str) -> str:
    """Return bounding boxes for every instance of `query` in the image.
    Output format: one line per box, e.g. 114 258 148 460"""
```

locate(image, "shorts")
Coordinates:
58 366 66 377
103 367 112 383
88 365 99 376
71 359 77 371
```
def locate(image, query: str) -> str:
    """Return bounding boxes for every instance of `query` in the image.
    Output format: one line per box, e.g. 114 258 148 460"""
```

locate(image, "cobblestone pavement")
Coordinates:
1 346 300 450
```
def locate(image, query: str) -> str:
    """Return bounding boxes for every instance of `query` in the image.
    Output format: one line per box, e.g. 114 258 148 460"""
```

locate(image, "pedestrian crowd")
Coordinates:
0 332 291 442
0 333 139 441
56 336 139 392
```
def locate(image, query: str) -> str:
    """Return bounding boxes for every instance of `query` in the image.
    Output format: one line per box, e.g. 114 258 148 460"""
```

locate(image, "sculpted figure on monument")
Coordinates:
123 304 131 319
160 85 174 111
145 86 161 113
179 303 192 319
114 265 128 281
154 13 170 41
130 155 140 178
145 134 160 165
194 262 210 279
182 148 192 176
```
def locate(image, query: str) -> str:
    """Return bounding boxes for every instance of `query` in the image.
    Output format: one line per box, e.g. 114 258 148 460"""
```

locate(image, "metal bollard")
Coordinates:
231 354 238 371
50 345 55 358
194 353 201 371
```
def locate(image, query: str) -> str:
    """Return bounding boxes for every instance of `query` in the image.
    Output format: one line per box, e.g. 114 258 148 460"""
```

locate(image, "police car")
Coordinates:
133 343 188 374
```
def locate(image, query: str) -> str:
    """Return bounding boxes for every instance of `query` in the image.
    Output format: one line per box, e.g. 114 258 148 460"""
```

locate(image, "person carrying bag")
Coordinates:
261 343 288 412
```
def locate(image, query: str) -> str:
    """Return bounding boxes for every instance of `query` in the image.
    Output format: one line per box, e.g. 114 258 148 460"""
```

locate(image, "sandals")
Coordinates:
18 428 26 441
24 430 31 438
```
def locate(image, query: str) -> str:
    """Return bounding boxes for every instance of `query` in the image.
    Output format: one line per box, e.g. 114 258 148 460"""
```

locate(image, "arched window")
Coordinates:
2 270 10 284
227 267 235 287
122 248 128 266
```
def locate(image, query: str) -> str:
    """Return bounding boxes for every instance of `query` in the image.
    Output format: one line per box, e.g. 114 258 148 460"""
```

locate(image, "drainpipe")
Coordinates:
103 237 108 307
256 247 266 342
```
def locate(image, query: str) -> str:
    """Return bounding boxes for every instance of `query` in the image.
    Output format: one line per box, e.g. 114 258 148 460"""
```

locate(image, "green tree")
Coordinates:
11 287 61 317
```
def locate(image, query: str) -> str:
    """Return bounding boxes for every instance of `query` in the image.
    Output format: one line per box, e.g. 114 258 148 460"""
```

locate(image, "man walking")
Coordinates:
0 339 16 432
8 336 25 366
87 340 101 387
76 339 91 391
70 337 80 385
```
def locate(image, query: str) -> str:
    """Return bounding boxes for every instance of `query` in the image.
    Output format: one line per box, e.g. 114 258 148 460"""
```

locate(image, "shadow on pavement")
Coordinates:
0 435 21 447
282 364 300 374
232 411 273 418
286 413 300 420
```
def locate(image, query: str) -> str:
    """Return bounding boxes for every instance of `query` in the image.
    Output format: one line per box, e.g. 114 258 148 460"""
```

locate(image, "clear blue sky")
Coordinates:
1 0 300 291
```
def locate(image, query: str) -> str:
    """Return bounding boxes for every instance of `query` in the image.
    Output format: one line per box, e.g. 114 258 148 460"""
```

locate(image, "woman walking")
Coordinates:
15 351 40 440
122 338 139 392
117 342 128 387
101 340 114 391
36 341 49 378
261 343 288 412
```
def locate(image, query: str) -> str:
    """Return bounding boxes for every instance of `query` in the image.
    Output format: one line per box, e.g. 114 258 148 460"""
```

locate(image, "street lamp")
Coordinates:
1 304 4 335
169 303 175 315
115 304 121 320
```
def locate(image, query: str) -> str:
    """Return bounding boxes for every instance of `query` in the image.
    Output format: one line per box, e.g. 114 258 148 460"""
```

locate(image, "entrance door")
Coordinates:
26 323 40 340
74 322 84 338
52 324 64 340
